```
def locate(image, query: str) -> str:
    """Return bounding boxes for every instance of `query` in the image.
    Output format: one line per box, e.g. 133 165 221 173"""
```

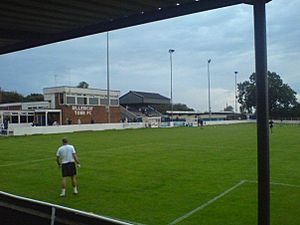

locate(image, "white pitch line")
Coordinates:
270 181 300 188
0 157 54 167
245 180 300 189
0 143 151 168
168 180 247 225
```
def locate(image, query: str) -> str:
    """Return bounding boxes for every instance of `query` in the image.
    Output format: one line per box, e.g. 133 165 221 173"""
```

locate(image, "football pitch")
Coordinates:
0 124 299 225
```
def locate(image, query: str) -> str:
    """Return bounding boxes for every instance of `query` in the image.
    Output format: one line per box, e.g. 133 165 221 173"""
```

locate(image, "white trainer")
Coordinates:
73 187 78 195
60 189 66 197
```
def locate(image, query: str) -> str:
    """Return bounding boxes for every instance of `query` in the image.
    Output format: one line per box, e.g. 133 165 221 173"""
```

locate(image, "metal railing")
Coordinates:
0 191 133 225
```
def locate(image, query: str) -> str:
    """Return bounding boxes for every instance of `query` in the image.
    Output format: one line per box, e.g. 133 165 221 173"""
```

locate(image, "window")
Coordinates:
67 96 75 104
89 97 99 105
110 99 119 106
59 93 64 104
77 97 87 105
20 116 27 123
100 98 108 105
28 116 34 123
11 116 18 123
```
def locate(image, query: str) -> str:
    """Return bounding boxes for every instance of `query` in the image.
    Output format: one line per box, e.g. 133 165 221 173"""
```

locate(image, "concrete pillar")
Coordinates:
45 111 48 126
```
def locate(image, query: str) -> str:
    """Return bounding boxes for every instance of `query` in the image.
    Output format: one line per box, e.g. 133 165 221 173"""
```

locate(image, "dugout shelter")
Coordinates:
0 1 272 225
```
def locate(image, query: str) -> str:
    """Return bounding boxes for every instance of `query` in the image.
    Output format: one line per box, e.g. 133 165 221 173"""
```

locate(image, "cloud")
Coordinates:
178 87 236 112
297 94 300 103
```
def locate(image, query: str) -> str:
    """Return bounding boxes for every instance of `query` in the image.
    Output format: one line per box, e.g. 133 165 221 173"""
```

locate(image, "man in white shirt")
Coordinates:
56 137 80 197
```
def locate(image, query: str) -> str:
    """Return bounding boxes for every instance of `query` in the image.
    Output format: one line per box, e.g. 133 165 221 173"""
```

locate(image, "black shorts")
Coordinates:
62 162 76 177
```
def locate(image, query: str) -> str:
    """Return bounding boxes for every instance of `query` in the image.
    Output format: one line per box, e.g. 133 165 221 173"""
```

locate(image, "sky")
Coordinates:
0 0 299 112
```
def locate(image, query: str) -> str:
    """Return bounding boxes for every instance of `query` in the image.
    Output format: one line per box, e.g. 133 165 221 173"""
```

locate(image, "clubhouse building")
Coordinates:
0 86 120 126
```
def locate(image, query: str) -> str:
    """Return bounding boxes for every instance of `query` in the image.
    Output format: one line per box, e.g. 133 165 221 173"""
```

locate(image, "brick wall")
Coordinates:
59 105 120 124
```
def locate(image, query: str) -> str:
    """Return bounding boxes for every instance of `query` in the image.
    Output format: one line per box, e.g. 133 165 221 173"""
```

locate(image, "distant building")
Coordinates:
120 91 170 106
43 86 120 124
165 110 244 122
119 91 170 122
0 101 60 126
0 86 121 126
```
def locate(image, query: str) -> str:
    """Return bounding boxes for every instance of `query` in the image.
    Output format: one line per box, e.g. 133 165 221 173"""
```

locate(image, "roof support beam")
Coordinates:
253 1 270 225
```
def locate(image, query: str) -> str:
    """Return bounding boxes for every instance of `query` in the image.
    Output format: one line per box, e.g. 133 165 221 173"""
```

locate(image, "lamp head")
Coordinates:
169 49 175 53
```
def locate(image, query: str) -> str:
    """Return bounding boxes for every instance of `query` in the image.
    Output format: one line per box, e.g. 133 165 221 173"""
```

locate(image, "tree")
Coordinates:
77 81 89 88
224 105 234 112
237 71 297 117
173 103 194 111
290 103 300 118
0 89 45 103
152 103 194 114
0 90 23 103
24 93 44 102
237 80 256 113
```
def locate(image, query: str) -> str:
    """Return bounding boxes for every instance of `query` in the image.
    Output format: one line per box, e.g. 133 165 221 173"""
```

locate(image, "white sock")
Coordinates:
61 189 66 195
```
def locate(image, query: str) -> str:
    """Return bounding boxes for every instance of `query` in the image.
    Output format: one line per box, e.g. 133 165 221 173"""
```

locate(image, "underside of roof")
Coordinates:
0 0 258 55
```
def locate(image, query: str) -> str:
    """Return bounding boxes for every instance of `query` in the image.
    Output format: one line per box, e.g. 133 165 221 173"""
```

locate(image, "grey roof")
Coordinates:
119 90 170 105
131 91 170 101
0 0 253 55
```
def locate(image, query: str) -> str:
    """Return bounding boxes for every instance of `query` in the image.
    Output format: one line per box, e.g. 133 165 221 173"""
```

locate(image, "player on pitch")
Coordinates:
56 137 80 197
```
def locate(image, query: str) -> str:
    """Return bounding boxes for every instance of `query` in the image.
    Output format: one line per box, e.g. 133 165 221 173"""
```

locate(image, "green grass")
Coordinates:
0 124 299 225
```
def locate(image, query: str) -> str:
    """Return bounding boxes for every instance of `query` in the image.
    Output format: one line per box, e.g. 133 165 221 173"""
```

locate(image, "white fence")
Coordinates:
275 120 300 125
10 120 252 136
6 119 299 136
203 120 256 126
9 123 144 136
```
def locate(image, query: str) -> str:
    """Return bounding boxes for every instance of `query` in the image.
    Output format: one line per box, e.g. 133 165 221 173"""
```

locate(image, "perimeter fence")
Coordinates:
0 191 133 225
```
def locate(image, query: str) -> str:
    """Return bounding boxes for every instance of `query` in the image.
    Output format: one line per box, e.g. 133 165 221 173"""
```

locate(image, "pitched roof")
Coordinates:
131 91 170 101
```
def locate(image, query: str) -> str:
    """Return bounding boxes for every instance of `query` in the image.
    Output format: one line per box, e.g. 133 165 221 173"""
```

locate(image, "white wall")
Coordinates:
8 120 299 136
10 123 144 136
203 120 256 126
